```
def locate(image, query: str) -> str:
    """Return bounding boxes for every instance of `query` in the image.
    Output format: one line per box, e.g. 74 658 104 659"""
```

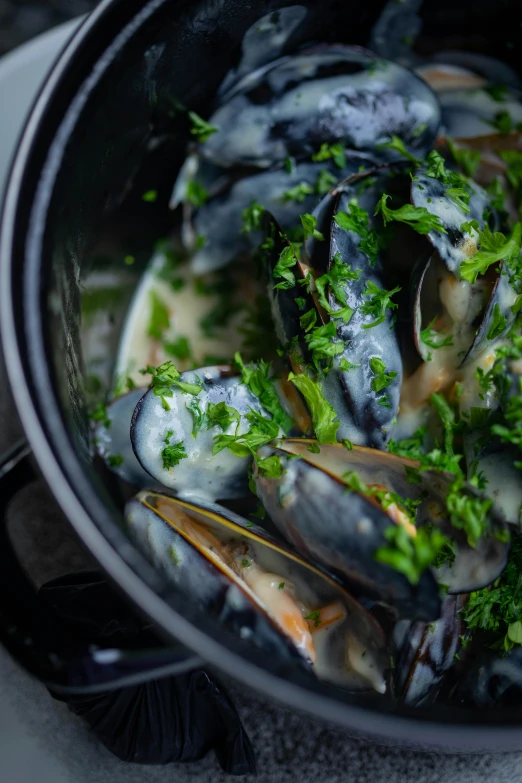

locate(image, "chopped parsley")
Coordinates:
311 142 346 169
339 358 360 371
206 401 240 432
499 150 522 194
186 181 209 208
107 454 124 468
484 83 509 102
375 524 450 586
212 410 279 458
461 219 480 234
301 213 324 242
334 203 380 266
164 335 192 361
369 356 397 393
491 375 522 449
188 111 218 142
304 610 322 628
287 372 339 444
161 431 188 470
487 110 522 135
446 186 471 213
278 582 285 590
375 193 447 235
148 291 170 340
420 317 454 350
281 182 314 203
235 353 293 434
186 397 205 437
241 201 265 233
360 280 401 329
90 401 110 429
141 360 202 410
305 321 344 372
142 190 158 203
461 533 522 651
379 135 420 164
486 303 508 341
316 168 337 194
272 245 297 290
460 223 522 283
255 454 284 478
446 139 481 177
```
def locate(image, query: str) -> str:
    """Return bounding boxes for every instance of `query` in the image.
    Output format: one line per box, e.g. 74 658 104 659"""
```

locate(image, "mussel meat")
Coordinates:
125 490 389 692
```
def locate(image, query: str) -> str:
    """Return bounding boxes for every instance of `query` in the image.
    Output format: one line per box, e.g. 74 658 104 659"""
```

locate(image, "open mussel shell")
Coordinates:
131 365 268 501
256 440 509 601
189 155 372 274
410 166 489 277
437 87 522 142
125 491 389 692
94 389 159 488
202 46 440 168
411 252 515 369
391 595 462 706
464 434 522 527
254 440 441 621
461 268 517 365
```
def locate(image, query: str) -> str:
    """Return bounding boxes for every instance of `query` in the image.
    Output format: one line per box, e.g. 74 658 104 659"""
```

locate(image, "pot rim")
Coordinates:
2 0 522 748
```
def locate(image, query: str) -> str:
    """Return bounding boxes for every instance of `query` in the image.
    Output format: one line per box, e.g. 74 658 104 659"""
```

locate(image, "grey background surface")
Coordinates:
1 3 522 781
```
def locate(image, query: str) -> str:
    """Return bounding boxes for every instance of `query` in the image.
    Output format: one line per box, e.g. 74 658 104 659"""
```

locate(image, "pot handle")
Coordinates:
0 441 203 694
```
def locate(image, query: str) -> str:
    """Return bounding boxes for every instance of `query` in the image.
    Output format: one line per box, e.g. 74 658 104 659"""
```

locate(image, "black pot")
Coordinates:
2 0 522 752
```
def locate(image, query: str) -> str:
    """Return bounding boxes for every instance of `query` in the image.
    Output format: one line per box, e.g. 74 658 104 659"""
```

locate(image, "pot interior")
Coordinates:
8 0 522 740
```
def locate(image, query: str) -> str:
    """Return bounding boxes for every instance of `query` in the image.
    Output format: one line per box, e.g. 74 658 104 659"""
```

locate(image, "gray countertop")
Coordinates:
1 5 522 781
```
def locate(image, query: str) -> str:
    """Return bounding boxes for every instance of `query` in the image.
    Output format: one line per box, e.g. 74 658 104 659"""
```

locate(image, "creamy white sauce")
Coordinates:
115 246 258 389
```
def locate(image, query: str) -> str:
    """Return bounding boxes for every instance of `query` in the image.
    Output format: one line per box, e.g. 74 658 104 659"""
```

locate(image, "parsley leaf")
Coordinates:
316 168 337 194
256 454 284 478
142 190 158 203
281 182 314 203
420 317 454 349
360 280 401 328
375 524 450 585
141 361 202 410
484 83 509 102
148 291 170 340
212 410 279 457
375 193 447 234
90 401 110 429
188 111 218 142
241 201 265 233
301 213 324 242
314 252 359 323
161 431 188 470
186 181 209 208
206 401 240 432
107 454 124 468
486 303 508 341
487 110 522 135
186 398 204 438
311 142 346 169
305 322 344 371
369 356 397 393
379 135 420 163
272 245 297 290
460 223 522 283
287 372 339 444
235 353 293 434
446 139 481 177
164 336 191 361
446 186 471 213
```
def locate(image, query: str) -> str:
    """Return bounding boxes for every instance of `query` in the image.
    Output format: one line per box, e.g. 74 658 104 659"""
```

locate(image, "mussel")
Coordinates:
187 154 373 274
125 490 389 692
391 595 463 706
202 46 440 168
254 440 509 618
94 389 157 488
131 365 280 501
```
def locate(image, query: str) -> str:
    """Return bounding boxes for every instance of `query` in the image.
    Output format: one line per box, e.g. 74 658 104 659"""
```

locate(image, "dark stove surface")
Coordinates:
1 5 522 781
